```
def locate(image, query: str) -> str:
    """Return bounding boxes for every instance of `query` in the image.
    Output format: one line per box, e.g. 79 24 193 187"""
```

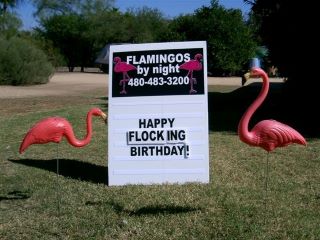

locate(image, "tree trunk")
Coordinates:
68 66 74 72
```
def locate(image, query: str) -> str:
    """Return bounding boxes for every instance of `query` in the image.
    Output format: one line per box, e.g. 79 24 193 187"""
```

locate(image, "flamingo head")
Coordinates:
250 67 264 78
114 57 121 63
91 108 107 124
194 53 203 61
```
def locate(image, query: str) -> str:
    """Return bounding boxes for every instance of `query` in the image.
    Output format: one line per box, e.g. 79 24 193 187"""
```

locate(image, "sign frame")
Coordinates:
108 41 209 186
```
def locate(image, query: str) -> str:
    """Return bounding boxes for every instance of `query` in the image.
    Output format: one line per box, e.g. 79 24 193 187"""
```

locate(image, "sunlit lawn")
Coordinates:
1 86 319 239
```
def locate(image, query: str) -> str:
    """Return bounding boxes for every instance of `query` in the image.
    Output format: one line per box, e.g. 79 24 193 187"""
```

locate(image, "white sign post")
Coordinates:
108 41 209 186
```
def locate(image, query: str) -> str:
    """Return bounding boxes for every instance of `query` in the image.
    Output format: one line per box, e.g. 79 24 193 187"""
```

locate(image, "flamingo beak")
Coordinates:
100 112 107 124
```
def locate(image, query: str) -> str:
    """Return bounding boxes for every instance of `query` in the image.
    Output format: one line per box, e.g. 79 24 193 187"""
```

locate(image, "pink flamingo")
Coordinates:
238 67 306 220
179 53 203 94
114 57 136 94
238 67 306 151
19 108 107 153
19 108 106 213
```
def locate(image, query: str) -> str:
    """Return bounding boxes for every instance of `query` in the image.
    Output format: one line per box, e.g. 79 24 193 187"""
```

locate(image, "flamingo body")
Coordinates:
19 108 107 154
241 119 306 152
238 67 306 152
179 54 203 71
114 58 136 73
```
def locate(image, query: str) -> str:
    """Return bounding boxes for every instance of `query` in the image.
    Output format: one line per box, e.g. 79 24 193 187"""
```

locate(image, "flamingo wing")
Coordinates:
19 117 70 153
252 120 307 152
179 60 200 70
114 62 136 73
179 61 191 70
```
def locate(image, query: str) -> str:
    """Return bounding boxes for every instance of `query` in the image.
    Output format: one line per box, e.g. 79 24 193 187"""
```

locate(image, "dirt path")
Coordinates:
0 72 107 99
0 72 283 99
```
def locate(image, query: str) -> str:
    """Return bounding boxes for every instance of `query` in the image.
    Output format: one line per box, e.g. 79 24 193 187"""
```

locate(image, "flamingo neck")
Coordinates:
238 68 269 143
65 110 94 147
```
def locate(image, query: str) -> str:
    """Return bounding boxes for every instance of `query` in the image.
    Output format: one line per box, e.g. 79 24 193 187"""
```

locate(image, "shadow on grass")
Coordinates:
95 96 108 109
9 159 108 185
209 81 320 137
86 200 201 216
0 190 31 201
95 83 284 133
98 83 287 133
208 82 298 133
94 81 318 136
128 205 202 216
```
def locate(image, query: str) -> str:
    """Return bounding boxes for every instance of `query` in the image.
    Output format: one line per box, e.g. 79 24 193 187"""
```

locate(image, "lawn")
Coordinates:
1 85 319 239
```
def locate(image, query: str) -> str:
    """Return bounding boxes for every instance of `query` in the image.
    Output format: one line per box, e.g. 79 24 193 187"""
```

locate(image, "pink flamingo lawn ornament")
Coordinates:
179 53 203 94
19 107 106 214
238 66 306 222
238 67 306 151
114 57 137 94
19 108 107 153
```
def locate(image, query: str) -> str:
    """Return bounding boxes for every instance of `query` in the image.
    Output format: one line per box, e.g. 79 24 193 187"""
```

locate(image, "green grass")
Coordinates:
1 86 319 239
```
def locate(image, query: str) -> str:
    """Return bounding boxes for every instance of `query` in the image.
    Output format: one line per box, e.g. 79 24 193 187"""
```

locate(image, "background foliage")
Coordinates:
0 0 258 83
169 1 256 75
33 0 257 75
0 36 54 85
245 0 319 136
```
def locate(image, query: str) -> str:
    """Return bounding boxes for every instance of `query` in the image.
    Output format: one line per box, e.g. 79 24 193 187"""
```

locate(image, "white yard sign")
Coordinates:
108 41 209 186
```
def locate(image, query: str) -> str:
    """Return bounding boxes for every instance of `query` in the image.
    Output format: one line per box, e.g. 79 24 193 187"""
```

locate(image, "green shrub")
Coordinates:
0 12 22 38
0 36 54 85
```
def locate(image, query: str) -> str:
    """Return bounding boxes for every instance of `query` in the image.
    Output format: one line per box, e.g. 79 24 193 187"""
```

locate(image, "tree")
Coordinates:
0 0 22 13
21 30 66 67
84 6 170 47
170 0 257 75
32 0 114 17
39 14 92 72
0 36 54 85
244 0 300 77
245 0 319 136
36 1 171 71
83 8 128 48
0 12 21 37
34 0 115 71
126 7 170 43
0 0 22 37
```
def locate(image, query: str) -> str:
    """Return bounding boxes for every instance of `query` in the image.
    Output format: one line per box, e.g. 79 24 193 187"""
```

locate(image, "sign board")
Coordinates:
108 41 209 186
